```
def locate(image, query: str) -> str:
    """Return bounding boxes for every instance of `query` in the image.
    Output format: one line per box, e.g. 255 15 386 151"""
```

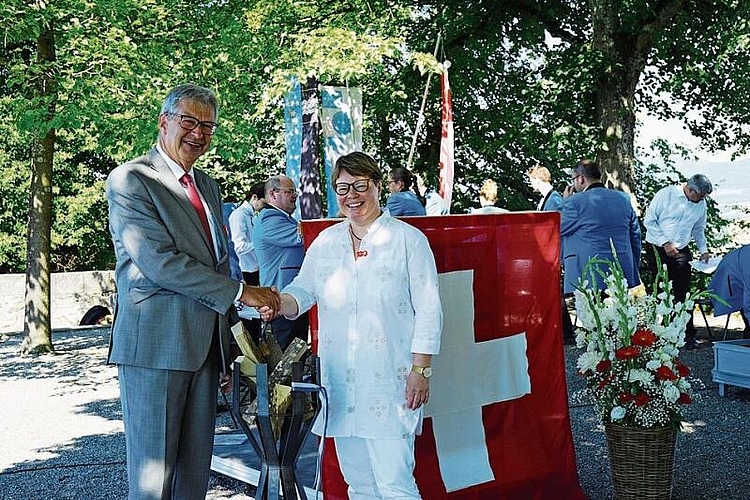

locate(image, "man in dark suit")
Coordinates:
253 174 308 348
560 160 641 294
106 84 279 499
710 245 750 337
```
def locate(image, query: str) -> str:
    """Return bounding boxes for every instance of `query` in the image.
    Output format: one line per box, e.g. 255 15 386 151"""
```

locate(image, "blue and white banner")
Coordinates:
284 78 302 219
300 80 322 220
320 86 362 218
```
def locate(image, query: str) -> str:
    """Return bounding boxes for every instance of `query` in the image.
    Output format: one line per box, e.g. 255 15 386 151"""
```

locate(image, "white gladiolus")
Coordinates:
663 383 680 404
628 369 653 385
577 351 602 373
646 359 662 371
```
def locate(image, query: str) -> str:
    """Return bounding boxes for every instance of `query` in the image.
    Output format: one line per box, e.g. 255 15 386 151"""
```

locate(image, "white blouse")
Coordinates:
284 213 442 438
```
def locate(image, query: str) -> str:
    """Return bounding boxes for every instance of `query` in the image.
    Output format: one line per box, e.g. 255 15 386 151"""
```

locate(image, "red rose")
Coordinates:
631 328 657 347
634 394 651 406
678 393 692 404
675 362 690 377
655 366 678 381
596 360 612 372
618 393 634 403
615 346 641 360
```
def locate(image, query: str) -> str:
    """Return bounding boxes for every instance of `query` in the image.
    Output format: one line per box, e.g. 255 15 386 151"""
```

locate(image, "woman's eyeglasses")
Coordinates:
334 179 372 195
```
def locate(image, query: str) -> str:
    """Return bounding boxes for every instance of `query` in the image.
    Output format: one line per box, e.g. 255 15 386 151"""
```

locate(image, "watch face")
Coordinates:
422 367 433 378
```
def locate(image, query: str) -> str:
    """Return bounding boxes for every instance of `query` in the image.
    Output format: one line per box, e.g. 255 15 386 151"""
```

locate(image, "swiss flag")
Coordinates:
301 212 585 499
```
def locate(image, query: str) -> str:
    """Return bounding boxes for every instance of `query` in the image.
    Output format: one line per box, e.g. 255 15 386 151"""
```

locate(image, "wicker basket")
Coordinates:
605 423 677 500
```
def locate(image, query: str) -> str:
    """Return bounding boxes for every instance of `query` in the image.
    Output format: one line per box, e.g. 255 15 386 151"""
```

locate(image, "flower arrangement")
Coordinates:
573 250 706 429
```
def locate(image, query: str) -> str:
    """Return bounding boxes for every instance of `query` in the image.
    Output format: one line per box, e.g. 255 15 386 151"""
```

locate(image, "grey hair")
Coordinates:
264 175 290 197
160 84 219 119
686 174 713 195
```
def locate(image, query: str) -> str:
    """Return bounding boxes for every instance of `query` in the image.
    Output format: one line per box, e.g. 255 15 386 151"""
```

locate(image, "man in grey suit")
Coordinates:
106 84 279 499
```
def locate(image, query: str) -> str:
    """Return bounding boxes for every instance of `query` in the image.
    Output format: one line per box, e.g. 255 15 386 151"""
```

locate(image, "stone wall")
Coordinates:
0 271 116 334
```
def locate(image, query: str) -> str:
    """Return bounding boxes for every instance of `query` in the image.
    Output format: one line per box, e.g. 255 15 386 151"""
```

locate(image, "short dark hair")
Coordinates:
573 159 601 181
245 181 265 201
333 152 382 183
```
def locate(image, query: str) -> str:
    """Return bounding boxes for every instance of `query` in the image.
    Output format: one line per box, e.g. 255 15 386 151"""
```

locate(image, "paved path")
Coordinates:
1 313 749 499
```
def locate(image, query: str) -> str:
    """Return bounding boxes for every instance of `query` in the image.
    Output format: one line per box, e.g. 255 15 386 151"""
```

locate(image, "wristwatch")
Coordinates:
411 365 433 379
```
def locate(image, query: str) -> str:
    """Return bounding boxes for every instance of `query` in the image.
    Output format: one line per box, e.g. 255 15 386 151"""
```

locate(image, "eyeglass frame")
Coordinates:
333 179 374 196
273 187 299 196
168 113 219 136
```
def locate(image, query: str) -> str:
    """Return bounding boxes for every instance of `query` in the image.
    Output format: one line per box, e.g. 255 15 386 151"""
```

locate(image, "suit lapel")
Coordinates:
541 191 551 210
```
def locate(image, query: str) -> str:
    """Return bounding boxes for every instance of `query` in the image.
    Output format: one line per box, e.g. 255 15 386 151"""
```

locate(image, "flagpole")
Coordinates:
406 32 442 171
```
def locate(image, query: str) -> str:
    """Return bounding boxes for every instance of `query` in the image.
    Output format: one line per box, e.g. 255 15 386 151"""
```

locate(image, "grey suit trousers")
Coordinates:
118 345 219 500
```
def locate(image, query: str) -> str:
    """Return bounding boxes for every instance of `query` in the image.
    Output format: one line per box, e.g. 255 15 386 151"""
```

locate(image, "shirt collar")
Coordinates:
156 143 194 180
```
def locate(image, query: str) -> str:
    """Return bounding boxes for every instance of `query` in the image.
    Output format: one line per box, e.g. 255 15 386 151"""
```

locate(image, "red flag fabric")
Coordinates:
439 64 455 212
301 213 585 499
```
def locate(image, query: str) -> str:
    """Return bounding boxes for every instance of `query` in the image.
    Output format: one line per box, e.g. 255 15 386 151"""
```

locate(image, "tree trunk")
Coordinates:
21 21 56 356
590 0 685 196
590 1 642 194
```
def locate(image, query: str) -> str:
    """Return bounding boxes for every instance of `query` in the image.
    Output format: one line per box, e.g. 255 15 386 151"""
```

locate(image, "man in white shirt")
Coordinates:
644 174 713 349
228 181 266 342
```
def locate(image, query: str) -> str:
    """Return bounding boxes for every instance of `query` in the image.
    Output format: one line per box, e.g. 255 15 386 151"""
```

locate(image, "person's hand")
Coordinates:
563 185 575 198
700 251 711 263
258 305 277 322
405 371 430 410
663 242 679 258
240 284 280 312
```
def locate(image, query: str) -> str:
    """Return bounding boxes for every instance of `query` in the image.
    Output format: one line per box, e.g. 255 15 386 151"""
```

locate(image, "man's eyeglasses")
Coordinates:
169 113 219 136
274 187 299 196
334 179 372 195
570 174 582 183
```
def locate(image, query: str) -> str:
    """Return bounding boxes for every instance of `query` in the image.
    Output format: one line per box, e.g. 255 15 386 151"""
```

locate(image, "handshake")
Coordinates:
239 284 285 322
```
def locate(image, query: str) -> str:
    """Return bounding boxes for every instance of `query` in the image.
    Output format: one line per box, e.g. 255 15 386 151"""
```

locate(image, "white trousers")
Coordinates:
334 435 420 500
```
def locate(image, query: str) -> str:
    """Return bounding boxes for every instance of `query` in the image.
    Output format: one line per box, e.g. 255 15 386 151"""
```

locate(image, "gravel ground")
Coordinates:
1 315 749 500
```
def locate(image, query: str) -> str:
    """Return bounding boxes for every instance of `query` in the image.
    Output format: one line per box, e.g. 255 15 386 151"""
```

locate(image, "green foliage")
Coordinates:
0 0 748 275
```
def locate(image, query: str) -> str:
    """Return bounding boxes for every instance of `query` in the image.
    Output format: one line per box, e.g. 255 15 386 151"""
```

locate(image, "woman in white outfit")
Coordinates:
264 152 442 499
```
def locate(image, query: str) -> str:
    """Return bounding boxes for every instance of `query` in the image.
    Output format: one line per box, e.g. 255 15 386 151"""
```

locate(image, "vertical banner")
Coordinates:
321 86 363 218
283 77 302 219
300 78 322 220
439 63 455 212
301 212 585 499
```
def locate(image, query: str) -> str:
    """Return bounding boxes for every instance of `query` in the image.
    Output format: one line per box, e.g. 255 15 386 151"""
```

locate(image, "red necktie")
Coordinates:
180 173 214 250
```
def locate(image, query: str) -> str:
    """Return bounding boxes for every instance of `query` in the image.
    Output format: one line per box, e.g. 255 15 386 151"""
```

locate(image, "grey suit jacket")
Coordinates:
106 148 238 372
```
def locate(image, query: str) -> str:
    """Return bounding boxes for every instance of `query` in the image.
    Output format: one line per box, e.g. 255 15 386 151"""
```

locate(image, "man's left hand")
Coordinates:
700 251 711 263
